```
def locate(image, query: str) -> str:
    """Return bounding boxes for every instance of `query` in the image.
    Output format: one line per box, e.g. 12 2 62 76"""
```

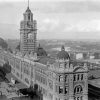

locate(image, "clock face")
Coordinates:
28 33 32 39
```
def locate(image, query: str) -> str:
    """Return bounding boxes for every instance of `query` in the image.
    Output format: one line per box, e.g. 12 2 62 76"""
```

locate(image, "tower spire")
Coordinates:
28 0 29 8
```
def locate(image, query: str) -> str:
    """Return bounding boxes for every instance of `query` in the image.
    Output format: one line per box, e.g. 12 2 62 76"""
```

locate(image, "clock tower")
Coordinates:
20 2 37 54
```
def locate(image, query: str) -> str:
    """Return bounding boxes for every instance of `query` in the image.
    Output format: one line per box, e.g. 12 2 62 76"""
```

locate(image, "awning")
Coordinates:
15 83 28 89
6 73 28 89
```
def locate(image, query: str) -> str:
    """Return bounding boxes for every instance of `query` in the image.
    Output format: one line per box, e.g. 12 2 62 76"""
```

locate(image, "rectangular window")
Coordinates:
43 78 46 85
77 74 80 81
56 98 58 100
49 93 53 100
48 80 53 90
59 86 63 94
31 70 34 78
81 74 83 80
81 96 83 100
59 63 64 68
65 86 68 94
55 84 58 92
74 75 76 81
16 72 19 77
43 88 45 95
16 63 20 70
25 78 29 84
15 59 20 70
59 75 63 82
41 77 42 83
65 75 67 82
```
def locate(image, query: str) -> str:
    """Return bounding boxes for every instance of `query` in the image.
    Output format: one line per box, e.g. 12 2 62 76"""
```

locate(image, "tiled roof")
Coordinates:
36 45 47 57
57 46 70 60
38 56 55 65
57 50 70 60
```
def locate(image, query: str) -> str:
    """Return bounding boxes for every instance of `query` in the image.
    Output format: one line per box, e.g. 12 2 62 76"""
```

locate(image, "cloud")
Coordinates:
38 12 100 33
62 19 100 32
0 1 100 39
0 0 87 2
39 18 60 32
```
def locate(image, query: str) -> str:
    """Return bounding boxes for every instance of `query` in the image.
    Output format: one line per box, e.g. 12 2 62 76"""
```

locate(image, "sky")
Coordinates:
0 0 100 40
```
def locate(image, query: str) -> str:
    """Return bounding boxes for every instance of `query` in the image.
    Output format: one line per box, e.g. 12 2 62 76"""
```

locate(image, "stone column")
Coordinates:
68 74 74 100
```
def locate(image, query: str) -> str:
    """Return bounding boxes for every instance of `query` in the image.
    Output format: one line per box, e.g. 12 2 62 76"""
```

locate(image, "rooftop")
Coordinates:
57 46 70 60
38 56 55 65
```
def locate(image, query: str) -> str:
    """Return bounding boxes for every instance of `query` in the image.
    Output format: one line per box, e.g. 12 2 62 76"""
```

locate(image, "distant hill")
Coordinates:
0 23 19 39
6 39 19 51
0 37 8 49
5 39 100 57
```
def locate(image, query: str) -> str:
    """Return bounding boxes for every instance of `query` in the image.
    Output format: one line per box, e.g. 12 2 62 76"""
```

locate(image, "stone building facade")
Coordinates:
0 46 88 100
0 4 88 100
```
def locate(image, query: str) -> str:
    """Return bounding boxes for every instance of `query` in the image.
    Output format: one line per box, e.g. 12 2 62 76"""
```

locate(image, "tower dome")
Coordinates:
26 7 31 13
36 44 47 57
57 45 70 60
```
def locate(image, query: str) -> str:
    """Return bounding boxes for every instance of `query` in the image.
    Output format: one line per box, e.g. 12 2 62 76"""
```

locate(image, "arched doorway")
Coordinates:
74 85 83 100
74 85 83 94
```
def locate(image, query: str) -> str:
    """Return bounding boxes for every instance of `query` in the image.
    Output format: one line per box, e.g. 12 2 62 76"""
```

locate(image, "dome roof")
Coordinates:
36 44 47 57
57 46 70 60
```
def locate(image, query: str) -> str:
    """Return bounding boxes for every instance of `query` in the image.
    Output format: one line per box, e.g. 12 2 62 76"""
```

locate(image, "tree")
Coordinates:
0 38 8 49
0 67 6 77
3 63 11 73
7 48 13 53
16 44 20 51
34 84 38 91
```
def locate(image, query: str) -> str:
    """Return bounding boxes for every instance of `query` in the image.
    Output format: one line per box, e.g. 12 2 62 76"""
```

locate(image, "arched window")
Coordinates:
59 75 63 82
74 85 83 94
28 33 32 39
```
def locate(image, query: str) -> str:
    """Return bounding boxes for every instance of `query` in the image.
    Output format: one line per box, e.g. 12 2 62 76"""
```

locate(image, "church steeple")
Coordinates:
26 0 31 12
23 0 33 21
